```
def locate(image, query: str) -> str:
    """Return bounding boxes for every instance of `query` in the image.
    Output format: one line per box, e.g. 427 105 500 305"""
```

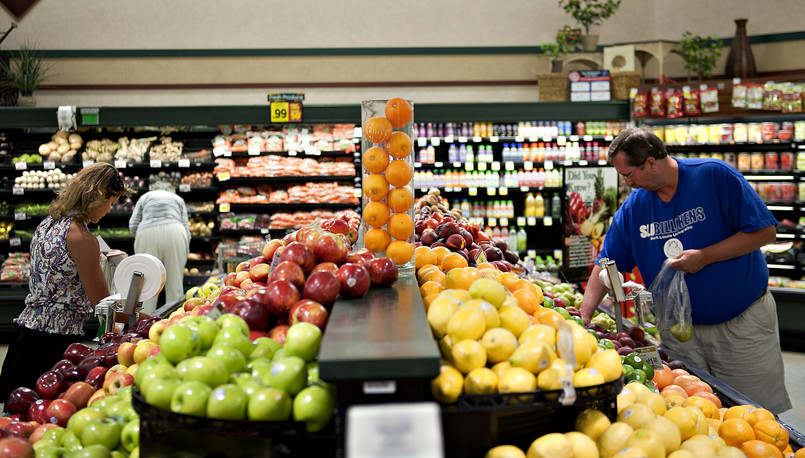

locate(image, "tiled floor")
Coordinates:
0 344 803 437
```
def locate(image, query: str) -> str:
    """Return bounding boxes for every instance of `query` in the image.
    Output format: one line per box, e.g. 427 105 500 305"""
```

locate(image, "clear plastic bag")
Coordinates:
648 260 694 342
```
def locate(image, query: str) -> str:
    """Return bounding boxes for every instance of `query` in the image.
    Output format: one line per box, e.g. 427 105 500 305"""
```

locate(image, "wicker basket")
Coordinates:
536 72 569 102
611 71 642 100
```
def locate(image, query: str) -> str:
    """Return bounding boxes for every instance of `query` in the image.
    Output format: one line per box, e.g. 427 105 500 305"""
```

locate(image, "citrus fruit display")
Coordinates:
359 99 416 265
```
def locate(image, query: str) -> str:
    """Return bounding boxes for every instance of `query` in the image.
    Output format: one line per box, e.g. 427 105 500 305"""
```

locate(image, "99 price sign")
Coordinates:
270 101 303 123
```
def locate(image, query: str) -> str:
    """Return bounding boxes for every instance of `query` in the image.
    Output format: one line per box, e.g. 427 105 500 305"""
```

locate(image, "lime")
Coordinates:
542 297 555 308
587 329 599 340
625 369 647 384
644 380 658 393
571 316 585 327
597 339 615 350
555 308 572 320
623 353 644 370
621 364 635 376
639 361 654 380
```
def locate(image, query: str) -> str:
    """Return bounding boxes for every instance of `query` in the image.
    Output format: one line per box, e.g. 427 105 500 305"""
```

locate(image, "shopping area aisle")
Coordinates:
0 344 803 437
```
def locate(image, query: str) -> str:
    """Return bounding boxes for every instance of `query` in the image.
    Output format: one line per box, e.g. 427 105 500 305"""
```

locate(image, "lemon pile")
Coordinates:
424 272 622 404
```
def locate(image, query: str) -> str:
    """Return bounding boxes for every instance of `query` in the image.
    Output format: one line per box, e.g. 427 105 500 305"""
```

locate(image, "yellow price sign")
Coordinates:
271 102 290 123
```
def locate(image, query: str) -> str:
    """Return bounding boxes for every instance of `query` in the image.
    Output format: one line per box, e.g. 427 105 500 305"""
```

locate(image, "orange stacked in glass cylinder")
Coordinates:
360 98 415 267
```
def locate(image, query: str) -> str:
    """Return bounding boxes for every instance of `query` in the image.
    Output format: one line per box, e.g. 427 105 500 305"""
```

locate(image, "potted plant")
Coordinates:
539 27 580 73
558 0 621 51
673 32 723 81
0 43 51 106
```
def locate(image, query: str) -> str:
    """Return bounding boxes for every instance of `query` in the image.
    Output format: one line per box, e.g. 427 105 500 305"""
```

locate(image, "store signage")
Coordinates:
346 403 442 458
562 165 618 281
80 107 100 126
268 94 304 123
569 70 611 102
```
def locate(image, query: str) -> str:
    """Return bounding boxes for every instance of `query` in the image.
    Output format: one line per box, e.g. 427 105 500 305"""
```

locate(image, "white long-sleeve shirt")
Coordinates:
129 190 191 241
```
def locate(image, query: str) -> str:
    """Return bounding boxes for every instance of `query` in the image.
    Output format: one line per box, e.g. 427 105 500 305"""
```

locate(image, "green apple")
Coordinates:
81 417 122 450
120 419 140 452
247 357 273 384
212 326 254 359
265 356 307 396
176 356 229 388
33 440 65 458
229 373 264 396
171 380 212 417
200 282 218 297
115 385 132 402
307 361 320 385
92 397 122 416
136 362 179 395
133 357 170 388
144 378 182 410
271 348 285 362
247 387 292 421
215 314 250 336
250 337 282 360
206 344 246 374
181 316 220 350
283 322 322 362
111 450 127 458
69 444 113 457
129 447 140 458
159 325 201 364
105 400 138 423
293 385 335 433
42 425 68 444
206 384 248 420
61 430 83 452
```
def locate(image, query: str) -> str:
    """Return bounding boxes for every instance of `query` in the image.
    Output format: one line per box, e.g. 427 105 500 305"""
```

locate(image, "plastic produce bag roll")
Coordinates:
113 253 166 301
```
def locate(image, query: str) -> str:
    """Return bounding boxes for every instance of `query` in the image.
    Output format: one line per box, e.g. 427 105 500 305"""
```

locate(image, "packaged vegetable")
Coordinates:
700 86 719 113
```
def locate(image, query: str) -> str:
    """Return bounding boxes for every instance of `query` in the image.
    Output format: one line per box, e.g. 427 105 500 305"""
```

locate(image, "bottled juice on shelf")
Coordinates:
492 226 502 240
536 168 546 188
501 226 509 241
448 144 457 163
524 193 536 217
466 145 474 163
517 227 527 252
534 193 545 217
551 194 561 218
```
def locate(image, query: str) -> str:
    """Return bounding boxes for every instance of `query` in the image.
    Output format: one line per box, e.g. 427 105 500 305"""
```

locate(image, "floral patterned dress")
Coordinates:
15 216 92 335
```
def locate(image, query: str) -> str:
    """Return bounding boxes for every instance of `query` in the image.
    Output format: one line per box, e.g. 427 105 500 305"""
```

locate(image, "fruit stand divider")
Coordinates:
663 347 805 449
318 271 442 455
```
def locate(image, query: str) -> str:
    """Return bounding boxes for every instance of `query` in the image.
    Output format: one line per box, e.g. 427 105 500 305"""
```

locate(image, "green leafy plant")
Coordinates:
673 32 723 80
558 0 621 35
0 43 51 95
540 27 580 64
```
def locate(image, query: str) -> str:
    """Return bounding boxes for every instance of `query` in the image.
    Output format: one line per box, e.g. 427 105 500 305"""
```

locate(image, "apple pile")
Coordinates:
415 191 520 272
135 314 335 433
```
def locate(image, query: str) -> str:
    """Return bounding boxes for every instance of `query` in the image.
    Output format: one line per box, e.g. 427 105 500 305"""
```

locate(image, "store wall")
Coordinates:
2 0 804 106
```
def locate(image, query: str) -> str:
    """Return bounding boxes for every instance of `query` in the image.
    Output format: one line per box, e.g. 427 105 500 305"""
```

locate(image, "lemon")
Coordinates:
484 445 526 458
481 327 518 364
451 339 487 374
666 450 696 458
491 361 512 379
625 382 652 399
438 335 454 364
440 288 472 304
665 406 697 440
526 433 573 458
575 409 612 442
427 297 459 338
518 324 556 347
680 438 717 458
715 446 745 457
446 307 486 342
557 321 595 369
463 299 502 330
585 349 622 383
617 387 637 413
564 431 599 458
464 367 498 395
645 415 681 453
636 391 667 416
498 305 531 338
536 367 564 392
509 341 555 374
617 402 657 430
626 429 666 458
498 367 537 404
469 278 508 309
613 447 649 457
574 368 606 388
597 422 635 458
431 365 463 404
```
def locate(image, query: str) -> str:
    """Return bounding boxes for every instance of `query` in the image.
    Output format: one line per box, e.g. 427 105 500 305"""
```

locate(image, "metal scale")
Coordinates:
104 271 146 332
598 257 653 333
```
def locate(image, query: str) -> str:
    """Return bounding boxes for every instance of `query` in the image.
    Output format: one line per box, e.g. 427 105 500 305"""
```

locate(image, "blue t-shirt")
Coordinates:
599 158 776 325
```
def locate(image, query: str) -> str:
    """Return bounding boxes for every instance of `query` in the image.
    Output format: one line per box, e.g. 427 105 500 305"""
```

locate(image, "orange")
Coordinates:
682 380 713 397
441 252 469 272
422 293 439 310
419 280 445 298
387 186 413 213
364 227 391 253
387 212 414 241
363 173 389 201
388 131 412 159
753 419 789 451
512 279 539 296
724 405 759 426
692 391 722 408
719 418 756 447
664 394 687 409
499 272 520 291
444 268 476 291
385 159 413 187
536 308 565 330
363 201 390 228
741 440 783 458
362 146 390 174
683 395 719 419
671 368 690 377
414 246 437 270
385 98 413 128
652 364 675 390
512 288 540 315
432 246 451 267
794 448 805 458
475 262 494 271
417 264 439 283
753 408 776 423
660 384 688 399
386 240 414 265
673 374 701 388
421 268 445 285
363 116 393 144
464 267 483 281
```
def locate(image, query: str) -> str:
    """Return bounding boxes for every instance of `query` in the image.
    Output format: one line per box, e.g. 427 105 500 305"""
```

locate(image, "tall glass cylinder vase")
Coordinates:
359 99 416 273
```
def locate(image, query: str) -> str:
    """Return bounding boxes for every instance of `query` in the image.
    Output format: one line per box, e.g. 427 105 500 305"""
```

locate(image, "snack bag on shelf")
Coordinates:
763 82 783 111
731 81 748 108
700 86 719 113
649 88 666 117
746 83 765 109
781 83 803 113
632 90 649 118
666 88 684 119
682 87 701 116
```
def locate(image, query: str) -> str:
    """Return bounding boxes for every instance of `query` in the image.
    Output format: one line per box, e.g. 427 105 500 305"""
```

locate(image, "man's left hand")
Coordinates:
668 249 706 273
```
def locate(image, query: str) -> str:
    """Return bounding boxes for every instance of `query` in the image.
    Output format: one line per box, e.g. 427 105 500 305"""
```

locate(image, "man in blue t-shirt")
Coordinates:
579 127 791 414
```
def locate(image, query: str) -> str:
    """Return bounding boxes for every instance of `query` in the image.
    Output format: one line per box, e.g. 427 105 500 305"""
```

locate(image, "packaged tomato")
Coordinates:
732 81 747 108
650 88 666 117
700 86 719 113
633 90 649 117
683 87 701 116
781 83 803 113
666 89 684 119
763 82 783 111
746 84 764 109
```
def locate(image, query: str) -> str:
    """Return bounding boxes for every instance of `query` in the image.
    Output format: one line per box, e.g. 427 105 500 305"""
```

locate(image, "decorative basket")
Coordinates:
536 73 569 102
611 71 642 100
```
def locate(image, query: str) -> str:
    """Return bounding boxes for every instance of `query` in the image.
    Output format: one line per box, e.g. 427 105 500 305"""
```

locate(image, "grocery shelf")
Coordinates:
223 202 358 212
216 175 357 184
0 162 80 171
221 149 354 158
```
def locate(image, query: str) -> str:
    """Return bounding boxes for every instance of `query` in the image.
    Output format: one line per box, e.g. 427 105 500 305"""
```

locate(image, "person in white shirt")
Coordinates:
129 182 191 313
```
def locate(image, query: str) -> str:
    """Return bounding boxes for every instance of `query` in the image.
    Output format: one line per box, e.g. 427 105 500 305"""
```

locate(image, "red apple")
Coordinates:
368 257 399 287
337 263 371 298
212 293 245 313
4 422 36 440
235 261 250 273
267 324 289 346
103 345 120 367
249 263 271 284
231 297 271 331
0 436 34 457
62 343 93 365
262 239 286 264
5 388 39 416
311 262 339 276
302 271 341 305
183 297 209 313
26 399 52 424
354 248 376 264
327 219 350 236
35 370 66 400
269 261 306 291
249 255 268 270
239 278 254 290
300 228 324 254
264 280 301 316
313 232 349 265
29 423 60 444
346 225 359 244
43 399 77 427
289 299 330 330
344 252 368 267
50 359 75 377
234 270 251 288
280 242 316 275
83 366 109 390
61 381 95 410
103 372 134 396
249 330 270 341
224 272 239 287
218 285 244 297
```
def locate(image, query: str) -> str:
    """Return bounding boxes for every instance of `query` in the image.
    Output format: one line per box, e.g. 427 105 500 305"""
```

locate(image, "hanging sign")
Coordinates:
268 94 304 123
